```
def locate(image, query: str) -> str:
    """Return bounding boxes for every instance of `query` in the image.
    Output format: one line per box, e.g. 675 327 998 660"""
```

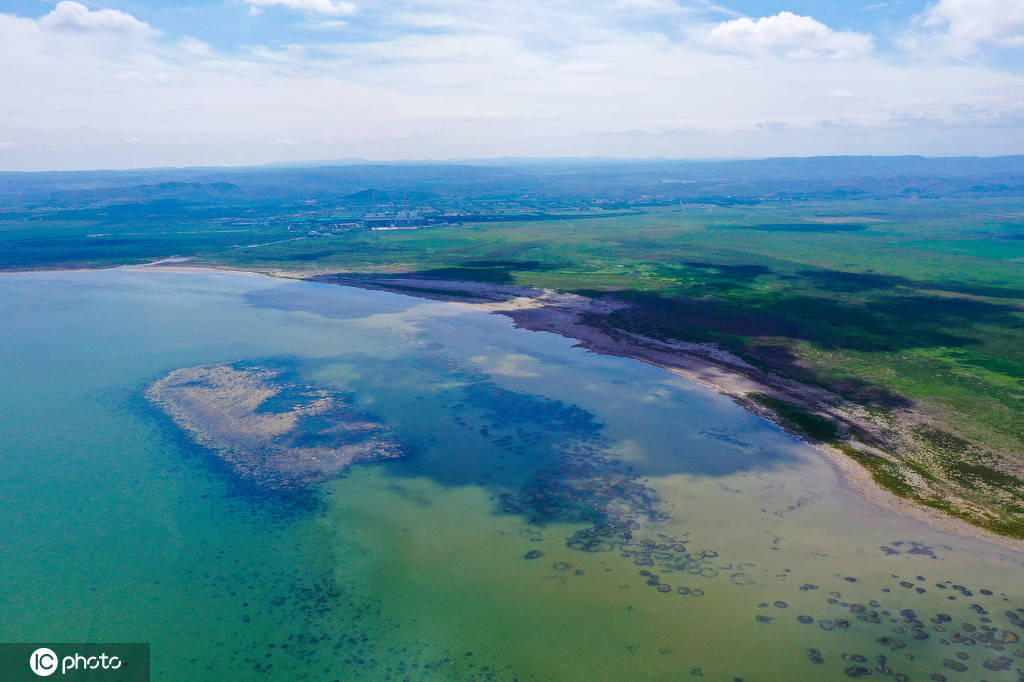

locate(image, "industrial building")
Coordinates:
362 209 431 230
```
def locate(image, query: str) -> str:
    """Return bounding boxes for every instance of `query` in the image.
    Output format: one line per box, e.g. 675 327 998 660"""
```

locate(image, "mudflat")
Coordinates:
146 362 402 487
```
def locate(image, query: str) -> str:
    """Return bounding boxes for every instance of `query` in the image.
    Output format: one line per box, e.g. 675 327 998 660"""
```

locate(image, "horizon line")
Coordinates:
4 153 1024 176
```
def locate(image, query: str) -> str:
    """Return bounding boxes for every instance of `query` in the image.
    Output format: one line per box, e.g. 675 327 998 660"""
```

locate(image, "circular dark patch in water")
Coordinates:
942 658 967 672
524 550 544 560
877 637 905 650
983 656 1013 672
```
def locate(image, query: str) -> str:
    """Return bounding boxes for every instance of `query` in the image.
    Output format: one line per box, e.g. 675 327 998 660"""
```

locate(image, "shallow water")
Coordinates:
1 268 1022 681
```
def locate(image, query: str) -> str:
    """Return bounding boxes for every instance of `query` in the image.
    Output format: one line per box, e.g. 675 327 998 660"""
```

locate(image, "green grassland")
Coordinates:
3 188 1023 536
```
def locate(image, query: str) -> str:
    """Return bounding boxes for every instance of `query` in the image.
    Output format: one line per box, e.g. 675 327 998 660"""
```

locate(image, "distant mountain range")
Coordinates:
2 156 1024 207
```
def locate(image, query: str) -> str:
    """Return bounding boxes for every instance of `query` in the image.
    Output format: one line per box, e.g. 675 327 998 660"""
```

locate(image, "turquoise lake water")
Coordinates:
0 268 1022 681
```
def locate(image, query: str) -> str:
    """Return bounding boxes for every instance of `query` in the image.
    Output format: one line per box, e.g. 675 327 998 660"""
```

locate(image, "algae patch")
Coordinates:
146 362 402 487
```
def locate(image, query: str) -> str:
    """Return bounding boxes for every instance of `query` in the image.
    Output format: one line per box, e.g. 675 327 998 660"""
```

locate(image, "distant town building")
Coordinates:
362 209 430 230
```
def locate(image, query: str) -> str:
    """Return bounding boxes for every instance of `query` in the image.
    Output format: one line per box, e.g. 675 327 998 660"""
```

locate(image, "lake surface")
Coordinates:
1 268 1022 681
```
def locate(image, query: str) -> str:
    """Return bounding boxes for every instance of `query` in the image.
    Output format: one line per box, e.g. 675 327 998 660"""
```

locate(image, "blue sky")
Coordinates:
1 0 1023 170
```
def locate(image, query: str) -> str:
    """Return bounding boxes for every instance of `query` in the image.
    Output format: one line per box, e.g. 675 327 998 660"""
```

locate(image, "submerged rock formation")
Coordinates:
146 362 402 487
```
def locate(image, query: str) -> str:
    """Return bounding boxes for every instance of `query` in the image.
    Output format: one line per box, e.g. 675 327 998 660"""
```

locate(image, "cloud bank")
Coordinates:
707 12 873 59
38 1 157 36
1 1 1023 169
914 0 1024 56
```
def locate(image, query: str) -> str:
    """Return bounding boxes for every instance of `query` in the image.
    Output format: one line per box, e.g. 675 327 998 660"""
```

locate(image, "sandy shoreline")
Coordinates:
76 261 1024 550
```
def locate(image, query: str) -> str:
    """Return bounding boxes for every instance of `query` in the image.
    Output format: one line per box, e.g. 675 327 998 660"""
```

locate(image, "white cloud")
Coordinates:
706 11 874 59
1 1 1024 169
307 19 350 30
178 37 211 55
246 0 358 16
39 1 157 36
609 0 689 13
913 0 1024 56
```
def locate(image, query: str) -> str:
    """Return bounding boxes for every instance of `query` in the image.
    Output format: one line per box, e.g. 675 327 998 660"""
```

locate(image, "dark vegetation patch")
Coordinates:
747 393 840 442
924 281 1024 300
747 343 913 408
944 461 1024 491
797 269 906 293
836 446 916 498
606 290 1018 355
609 292 798 343
410 267 516 284
915 426 1023 491
914 426 973 455
461 259 548 268
411 260 557 284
